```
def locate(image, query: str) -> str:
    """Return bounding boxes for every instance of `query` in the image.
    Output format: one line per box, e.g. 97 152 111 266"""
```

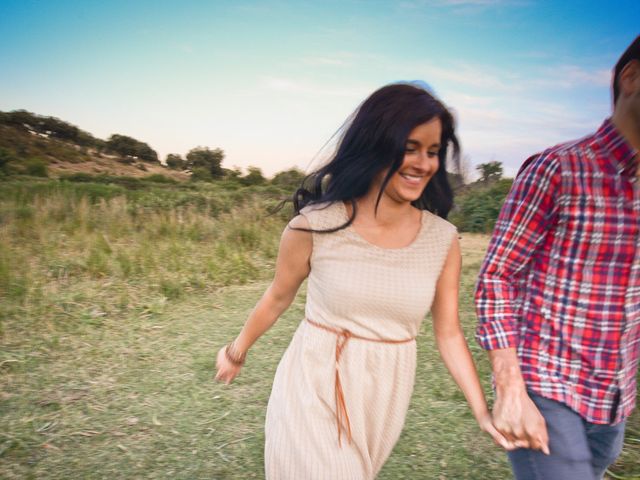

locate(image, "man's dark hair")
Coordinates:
613 35 640 105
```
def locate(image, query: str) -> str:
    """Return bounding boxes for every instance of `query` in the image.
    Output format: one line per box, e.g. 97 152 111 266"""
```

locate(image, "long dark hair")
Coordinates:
293 82 460 230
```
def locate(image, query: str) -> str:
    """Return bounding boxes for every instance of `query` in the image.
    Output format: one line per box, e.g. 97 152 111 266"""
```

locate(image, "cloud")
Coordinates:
301 56 351 67
413 59 610 93
533 65 611 88
435 0 513 5
399 0 526 10
258 51 611 177
425 63 514 90
261 76 366 98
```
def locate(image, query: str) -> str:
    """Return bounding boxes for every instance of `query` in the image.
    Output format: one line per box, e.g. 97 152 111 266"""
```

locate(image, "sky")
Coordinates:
1 1 638 178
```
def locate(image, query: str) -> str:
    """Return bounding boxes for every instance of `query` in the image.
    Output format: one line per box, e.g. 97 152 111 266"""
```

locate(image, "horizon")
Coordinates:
1 0 638 177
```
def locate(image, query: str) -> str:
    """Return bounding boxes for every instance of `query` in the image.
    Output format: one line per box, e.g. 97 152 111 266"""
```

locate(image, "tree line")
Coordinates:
0 109 515 233
0 109 301 186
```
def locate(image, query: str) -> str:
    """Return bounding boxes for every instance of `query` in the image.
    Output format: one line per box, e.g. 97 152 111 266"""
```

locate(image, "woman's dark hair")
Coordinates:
293 82 460 230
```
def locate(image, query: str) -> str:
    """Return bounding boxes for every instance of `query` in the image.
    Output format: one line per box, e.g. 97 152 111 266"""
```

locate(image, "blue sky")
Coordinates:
1 1 638 177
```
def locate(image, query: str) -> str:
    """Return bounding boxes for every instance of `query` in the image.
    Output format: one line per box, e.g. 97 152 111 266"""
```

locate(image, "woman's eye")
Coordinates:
427 151 438 158
405 148 416 153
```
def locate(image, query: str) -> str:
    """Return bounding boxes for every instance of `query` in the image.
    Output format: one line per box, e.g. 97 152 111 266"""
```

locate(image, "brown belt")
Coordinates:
305 318 415 446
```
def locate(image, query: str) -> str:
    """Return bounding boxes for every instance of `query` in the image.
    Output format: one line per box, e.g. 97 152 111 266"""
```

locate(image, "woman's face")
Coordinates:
382 117 442 204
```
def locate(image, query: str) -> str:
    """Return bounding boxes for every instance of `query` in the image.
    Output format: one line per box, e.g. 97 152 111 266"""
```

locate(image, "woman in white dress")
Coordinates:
215 82 509 479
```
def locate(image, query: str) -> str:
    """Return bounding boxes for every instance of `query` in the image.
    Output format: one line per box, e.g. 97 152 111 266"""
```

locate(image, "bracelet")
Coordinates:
225 341 246 366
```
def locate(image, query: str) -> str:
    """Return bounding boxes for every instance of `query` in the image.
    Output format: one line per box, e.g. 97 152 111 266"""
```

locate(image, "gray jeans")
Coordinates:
507 392 626 480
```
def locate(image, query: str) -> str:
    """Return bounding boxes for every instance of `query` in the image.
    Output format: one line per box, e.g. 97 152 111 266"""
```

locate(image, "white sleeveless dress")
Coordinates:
264 201 456 479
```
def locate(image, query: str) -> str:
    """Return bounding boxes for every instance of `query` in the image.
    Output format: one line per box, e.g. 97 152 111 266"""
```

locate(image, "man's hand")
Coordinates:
489 348 550 454
492 386 550 454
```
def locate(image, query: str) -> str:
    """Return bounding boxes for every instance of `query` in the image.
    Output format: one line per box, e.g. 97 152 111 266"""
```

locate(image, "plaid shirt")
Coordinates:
475 119 640 425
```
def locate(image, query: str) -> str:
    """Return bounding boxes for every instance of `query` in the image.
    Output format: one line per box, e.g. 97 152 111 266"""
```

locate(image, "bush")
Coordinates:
271 167 305 190
24 158 49 177
144 174 177 184
166 154 185 170
240 166 266 186
190 167 213 182
105 134 159 163
450 179 513 233
60 172 98 183
0 147 15 169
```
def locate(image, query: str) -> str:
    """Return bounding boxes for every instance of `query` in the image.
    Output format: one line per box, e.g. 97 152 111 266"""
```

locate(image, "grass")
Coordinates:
0 181 638 479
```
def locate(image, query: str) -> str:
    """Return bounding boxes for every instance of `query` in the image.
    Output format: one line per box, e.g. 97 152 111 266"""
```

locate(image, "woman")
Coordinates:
215 83 508 479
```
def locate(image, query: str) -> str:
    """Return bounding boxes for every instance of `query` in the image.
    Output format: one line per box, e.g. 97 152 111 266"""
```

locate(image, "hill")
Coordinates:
0 110 189 181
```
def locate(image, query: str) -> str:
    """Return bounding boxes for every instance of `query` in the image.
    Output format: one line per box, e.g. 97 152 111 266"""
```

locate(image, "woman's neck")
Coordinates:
350 191 417 226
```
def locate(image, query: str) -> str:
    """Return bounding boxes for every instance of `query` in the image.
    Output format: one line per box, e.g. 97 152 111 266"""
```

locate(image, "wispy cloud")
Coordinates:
301 56 350 67
424 63 515 90
412 59 610 93
399 0 525 9
533 65 611 88
435 0 513 5
261 76 366 98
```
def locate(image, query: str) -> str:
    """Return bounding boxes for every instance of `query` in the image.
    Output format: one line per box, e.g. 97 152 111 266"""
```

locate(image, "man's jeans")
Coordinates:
507 392 626 480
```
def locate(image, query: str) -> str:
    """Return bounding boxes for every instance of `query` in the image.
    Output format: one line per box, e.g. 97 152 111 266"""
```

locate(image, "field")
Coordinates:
1 179 638 479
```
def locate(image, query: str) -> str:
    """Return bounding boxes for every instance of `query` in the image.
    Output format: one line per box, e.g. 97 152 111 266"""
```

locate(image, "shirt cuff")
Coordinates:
475 324 519 350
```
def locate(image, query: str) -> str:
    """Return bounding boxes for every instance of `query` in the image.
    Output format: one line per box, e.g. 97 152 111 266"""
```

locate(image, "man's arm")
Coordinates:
475 152 561 453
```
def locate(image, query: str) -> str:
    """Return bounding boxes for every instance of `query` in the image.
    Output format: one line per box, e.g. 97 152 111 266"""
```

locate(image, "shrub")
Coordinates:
190 167 213 182
24 158 49 177
60 172 96 183
144 174 177 184
450 179 513 233
166 154 185 170
0 147 15 171
271 167 305 190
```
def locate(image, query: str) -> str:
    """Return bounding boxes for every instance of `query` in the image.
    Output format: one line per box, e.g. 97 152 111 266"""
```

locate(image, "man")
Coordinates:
475 35 640 480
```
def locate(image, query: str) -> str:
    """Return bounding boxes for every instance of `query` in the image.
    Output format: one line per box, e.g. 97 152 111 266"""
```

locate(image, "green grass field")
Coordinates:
1 181 638 479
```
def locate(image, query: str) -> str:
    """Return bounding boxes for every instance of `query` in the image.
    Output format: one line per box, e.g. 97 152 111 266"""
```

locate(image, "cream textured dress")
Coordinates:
264 201 457 479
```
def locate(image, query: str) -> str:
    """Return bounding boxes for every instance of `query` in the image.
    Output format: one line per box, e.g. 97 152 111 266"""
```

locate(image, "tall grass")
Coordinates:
0 180 289 341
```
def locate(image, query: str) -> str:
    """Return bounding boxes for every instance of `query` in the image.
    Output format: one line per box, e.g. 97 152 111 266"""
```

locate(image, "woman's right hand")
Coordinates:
215 346 243 385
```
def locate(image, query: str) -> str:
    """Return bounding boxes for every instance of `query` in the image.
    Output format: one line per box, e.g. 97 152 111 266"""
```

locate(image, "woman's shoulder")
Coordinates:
299 201 345 230
419 210 458 249
422 210 457 234
300 201 339 216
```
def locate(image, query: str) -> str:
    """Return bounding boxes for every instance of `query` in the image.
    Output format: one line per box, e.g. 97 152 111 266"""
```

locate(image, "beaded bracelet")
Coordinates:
224 341 246 366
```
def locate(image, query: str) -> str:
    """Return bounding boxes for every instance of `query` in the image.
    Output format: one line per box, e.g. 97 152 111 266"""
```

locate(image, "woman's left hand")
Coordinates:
477 412 516 451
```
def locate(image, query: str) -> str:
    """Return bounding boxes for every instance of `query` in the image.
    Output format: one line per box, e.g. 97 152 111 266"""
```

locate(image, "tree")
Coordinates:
240 166 266 186
185 147 224 179
1 110 101 147
39 116 79 141
271 167 305 190
476 161 503 183
165 153 185 170
2 110 36 130
105 134 159 163
222 166 242 180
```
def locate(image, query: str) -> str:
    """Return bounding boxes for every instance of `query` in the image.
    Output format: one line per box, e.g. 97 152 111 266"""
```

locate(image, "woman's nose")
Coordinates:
417 152 438 172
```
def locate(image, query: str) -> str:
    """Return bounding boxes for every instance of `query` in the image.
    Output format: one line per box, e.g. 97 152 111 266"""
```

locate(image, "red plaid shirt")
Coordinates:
475 119 640 425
